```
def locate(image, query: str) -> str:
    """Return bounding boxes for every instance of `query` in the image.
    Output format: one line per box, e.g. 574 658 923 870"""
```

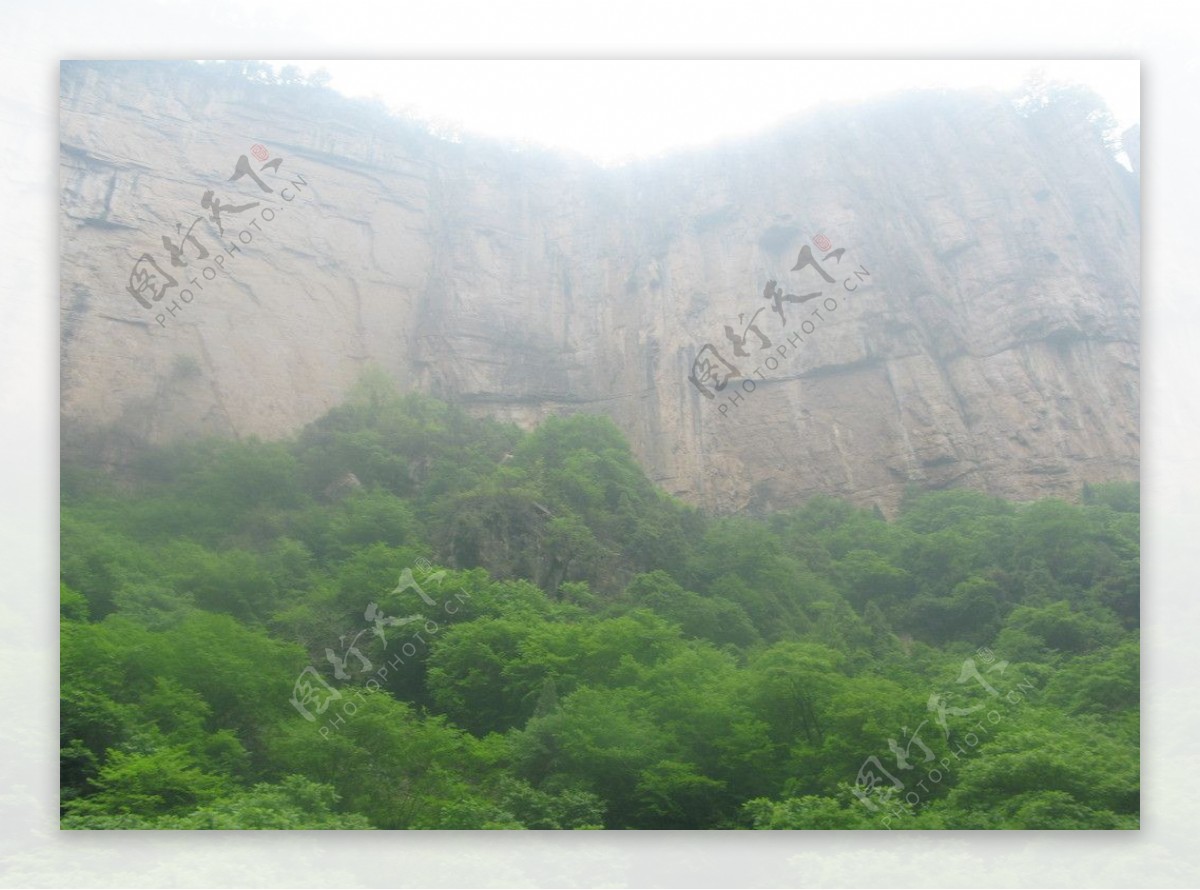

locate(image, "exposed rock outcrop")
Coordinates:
60 62 1139 514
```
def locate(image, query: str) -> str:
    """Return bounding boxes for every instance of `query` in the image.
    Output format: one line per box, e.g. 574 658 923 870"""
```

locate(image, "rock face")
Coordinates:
60 62 1140 514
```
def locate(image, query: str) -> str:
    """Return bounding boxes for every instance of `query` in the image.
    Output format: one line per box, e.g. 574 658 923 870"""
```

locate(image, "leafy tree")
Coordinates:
996 600 1122 658
265 691 492 829
64 776 371 830
1082 481 1139 513
834 550 915 612
514 685 671 828
928 717 1138 828
63 747 229 818
622 571 758 648
743 794 881 830
60 384 1138 830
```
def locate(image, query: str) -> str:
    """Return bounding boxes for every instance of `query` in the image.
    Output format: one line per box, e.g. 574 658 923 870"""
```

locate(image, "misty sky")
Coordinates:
268 59 1139 165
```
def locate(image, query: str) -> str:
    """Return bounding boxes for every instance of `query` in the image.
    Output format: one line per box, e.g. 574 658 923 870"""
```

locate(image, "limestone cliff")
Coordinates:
60 62 1139 514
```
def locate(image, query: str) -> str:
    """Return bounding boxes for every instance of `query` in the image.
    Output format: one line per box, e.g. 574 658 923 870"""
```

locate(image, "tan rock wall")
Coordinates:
60 63 1139 514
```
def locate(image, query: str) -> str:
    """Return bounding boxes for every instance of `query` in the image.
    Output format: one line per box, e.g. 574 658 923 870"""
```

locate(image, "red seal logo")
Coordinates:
814 234 832 252
251 144 269 162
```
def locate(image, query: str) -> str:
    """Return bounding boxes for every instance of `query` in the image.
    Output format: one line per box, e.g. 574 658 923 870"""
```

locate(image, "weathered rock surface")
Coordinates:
60 62 1139 514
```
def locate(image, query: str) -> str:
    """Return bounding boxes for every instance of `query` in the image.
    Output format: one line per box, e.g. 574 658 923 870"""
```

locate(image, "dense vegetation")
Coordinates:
60 372 1139 829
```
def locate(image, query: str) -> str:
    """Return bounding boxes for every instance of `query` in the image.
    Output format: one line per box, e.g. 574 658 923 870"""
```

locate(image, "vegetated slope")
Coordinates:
61 378 1139 829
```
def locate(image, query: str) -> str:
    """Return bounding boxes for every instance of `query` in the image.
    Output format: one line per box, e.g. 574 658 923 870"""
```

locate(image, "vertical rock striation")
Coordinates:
60 62 1139 514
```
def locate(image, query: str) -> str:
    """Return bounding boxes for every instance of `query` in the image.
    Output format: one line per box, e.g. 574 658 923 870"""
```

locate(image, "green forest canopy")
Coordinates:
61 375 1139 829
